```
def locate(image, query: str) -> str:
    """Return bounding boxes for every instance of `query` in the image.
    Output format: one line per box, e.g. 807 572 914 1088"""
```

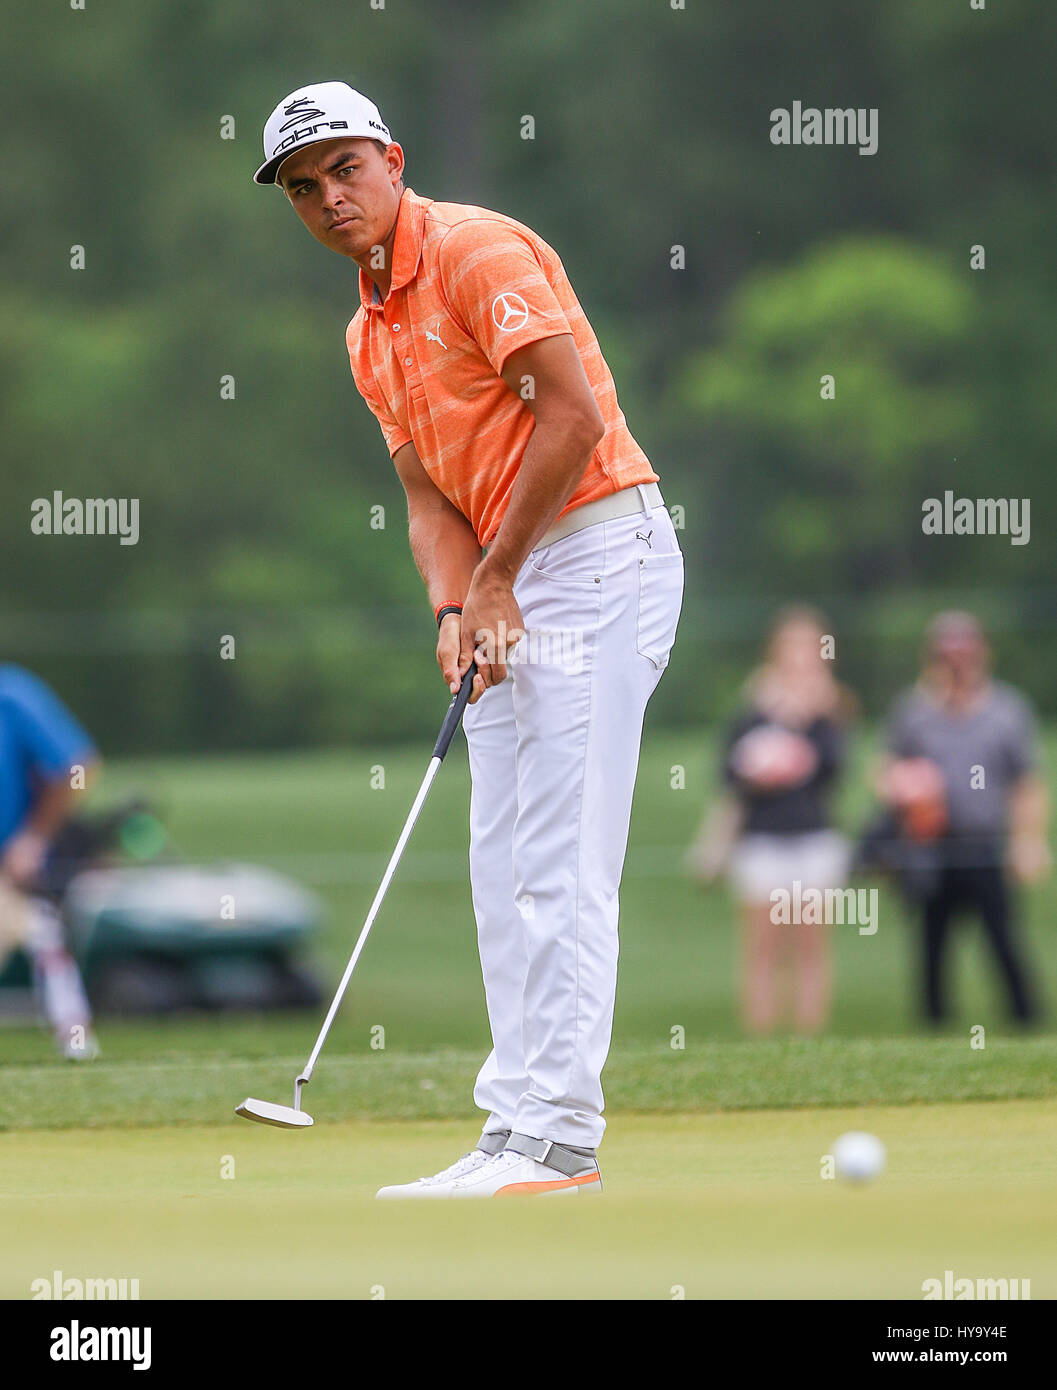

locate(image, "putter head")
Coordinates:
235 1097 314 1129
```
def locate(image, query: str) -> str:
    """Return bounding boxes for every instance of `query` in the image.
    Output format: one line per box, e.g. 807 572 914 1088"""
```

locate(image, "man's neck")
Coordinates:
935 674 990 713
355 195 404 302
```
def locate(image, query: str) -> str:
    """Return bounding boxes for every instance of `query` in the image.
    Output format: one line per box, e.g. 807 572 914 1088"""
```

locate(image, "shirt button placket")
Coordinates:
389 299 415 376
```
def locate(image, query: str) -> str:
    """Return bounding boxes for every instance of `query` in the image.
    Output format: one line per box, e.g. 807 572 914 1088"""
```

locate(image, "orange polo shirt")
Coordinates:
346 188 657 546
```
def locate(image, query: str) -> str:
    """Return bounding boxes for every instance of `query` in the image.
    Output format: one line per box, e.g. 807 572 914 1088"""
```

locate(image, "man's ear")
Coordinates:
386 142 406 185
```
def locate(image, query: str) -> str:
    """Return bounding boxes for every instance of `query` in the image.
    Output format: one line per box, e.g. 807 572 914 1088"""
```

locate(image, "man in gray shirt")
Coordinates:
883 611 1050 1023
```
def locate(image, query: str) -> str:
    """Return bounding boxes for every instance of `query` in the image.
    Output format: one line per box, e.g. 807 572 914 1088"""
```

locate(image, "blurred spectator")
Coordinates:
0 664 101 1058
881 612 1049 1025
688 607 854 1034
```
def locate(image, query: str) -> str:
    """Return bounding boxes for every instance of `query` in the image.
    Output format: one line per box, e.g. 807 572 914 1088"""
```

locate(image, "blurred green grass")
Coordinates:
2 725 1054 1133
3 1037 1057 1132
3 1103 1055 1298
87 725 1057 1048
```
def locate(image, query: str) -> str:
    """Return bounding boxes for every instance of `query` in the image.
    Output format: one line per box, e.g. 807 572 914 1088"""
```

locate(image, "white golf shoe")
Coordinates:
375 1132 510 1199
444 1134 602 1198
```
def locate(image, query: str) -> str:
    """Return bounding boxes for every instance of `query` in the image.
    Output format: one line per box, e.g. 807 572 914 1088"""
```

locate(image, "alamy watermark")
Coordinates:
49 1321 151 1370
30 492 139 545
922 492 1029 545
922 1270 1030 1300
770 880 878 934
474 621 584 675
32 1269 140 1300
770 102 878 156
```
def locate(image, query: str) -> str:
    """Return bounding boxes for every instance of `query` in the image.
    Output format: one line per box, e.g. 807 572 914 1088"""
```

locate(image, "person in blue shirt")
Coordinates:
0 664 101 1058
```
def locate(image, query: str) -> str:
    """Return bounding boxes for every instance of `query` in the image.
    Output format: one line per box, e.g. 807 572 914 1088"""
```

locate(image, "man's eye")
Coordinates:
339 165 356 175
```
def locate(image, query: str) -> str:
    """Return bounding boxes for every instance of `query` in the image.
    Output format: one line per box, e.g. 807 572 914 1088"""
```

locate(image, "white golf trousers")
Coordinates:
462 491 683 1147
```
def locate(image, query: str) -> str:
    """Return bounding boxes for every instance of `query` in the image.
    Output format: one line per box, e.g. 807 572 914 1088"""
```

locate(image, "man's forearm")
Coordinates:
25 771 94 842
481 415 601 582
1007 772 1051 882
408 501 482 612
1010 773 1049 839
1 768 96 888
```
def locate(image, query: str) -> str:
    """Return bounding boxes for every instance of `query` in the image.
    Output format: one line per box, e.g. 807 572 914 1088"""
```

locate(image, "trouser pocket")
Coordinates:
636 549 684 670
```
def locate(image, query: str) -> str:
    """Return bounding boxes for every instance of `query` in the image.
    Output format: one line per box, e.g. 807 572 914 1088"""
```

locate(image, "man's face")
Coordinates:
771 620 823 676
931 628 989 684
278 137 404 259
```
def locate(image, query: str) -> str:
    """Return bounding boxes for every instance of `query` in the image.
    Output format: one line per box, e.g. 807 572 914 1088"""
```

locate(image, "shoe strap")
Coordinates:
477 1129 510 1156
505 1132 594 1177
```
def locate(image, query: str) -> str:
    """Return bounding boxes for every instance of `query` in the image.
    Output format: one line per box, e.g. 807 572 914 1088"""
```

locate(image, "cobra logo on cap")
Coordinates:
279 96 327 132
272 93 352 159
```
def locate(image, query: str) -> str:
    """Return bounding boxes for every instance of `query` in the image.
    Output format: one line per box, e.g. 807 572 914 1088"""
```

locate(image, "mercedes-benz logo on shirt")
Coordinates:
491 292 530 332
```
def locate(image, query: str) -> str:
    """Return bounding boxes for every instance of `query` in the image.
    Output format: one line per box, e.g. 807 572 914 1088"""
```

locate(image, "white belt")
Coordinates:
533 482 665 551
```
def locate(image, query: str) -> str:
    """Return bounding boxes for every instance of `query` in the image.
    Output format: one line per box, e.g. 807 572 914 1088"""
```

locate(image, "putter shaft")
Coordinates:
295 665 476 1096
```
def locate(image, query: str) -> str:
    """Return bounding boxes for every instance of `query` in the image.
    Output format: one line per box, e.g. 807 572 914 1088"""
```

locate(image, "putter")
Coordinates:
236 661 479 1129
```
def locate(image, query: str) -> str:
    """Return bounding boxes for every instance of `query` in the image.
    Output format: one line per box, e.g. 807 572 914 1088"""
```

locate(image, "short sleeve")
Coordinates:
0 667 96 778
363 386 412 459
885 692 917 758
438 220 573 376
721 711 758 790
811 717 845 783
1001 689 1039 781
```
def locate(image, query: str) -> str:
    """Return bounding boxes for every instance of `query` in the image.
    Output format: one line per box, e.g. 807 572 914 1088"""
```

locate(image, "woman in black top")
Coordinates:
691 607 852 1033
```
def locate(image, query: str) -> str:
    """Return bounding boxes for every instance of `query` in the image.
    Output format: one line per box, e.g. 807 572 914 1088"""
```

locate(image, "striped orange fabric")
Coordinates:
346 189 657 547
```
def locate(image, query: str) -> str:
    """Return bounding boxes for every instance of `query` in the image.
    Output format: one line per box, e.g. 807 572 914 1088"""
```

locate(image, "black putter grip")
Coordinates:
432 661 478 761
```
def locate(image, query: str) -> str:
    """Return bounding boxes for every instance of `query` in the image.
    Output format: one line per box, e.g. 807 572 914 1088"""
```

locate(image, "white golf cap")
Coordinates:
254 81 393 185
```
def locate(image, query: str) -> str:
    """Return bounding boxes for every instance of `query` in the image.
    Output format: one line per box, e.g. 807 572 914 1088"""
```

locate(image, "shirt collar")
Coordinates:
358 187 429 312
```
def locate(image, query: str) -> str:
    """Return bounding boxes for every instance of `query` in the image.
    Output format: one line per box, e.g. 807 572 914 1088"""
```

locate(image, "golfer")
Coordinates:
256 83 683 1196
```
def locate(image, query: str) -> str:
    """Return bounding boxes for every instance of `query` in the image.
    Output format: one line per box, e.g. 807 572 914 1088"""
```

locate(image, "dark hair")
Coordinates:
766 604 830 643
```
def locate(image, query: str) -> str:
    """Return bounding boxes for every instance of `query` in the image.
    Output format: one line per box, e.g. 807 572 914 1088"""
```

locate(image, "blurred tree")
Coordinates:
0 0 1053 746
678 237 978 594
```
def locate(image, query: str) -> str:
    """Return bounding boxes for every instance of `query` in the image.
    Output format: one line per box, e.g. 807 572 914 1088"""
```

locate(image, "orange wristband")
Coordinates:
434 600 463 627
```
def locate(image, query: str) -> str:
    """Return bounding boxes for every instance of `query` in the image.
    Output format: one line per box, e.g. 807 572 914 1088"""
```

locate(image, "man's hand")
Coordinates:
1008 773 1050 885
456 559 525 704
1 829 48 891
437 612 467 693
1009 833 1051 885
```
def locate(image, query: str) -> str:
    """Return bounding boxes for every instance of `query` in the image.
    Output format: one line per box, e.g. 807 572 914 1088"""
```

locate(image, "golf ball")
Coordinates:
832 1130 886 1182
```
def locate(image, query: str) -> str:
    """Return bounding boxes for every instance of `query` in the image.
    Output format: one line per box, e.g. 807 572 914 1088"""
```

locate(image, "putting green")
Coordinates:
2 1100 1054 1299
